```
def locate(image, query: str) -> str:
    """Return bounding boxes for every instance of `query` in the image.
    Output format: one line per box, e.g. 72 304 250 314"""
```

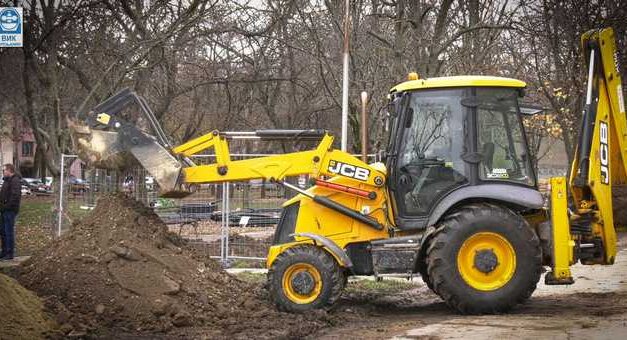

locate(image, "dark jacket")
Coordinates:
0 174 21 213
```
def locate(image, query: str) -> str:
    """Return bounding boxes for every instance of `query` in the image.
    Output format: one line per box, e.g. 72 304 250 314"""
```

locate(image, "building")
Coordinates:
0 113 37 177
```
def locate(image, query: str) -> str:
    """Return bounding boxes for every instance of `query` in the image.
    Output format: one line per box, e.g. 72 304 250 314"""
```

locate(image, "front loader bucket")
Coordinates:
70 119 190 198
74 128 131 169
126 134 185 197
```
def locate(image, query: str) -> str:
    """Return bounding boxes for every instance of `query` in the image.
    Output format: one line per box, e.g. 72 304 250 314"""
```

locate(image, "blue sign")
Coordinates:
0 7 23 47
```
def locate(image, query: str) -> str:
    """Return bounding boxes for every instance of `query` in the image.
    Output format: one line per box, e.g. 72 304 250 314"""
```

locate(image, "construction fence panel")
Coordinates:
56 155 122 236
172 154 288 264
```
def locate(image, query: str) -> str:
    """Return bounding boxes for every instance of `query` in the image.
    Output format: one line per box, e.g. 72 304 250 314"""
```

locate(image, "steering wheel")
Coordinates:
399 158 446 209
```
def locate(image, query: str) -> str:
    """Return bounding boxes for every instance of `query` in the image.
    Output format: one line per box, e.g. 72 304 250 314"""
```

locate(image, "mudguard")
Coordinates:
427 184 544 227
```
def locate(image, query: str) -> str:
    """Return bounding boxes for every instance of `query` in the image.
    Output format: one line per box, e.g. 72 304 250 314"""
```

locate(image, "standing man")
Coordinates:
0 164 21 260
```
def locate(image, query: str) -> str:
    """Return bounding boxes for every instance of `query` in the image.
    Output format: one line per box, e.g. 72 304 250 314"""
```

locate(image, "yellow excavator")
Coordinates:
72 28 626 314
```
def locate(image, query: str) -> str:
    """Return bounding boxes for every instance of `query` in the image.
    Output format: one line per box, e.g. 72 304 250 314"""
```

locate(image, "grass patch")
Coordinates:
17 199 52 229
16 197 55 256
234 271 266 284
230 259 265 269
345 278 418 294
15 197 96 256
67 200 93 220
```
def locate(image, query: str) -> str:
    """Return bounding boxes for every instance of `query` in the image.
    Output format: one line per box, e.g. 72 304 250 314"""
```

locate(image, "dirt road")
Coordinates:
316 234 627 339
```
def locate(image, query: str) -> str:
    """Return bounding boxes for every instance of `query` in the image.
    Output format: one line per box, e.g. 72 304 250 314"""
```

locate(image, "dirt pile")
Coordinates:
0 273 57 339
17 193 331 338
614 185 627 228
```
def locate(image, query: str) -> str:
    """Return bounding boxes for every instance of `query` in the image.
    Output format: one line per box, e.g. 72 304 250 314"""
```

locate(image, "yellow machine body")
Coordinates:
265 175 392 268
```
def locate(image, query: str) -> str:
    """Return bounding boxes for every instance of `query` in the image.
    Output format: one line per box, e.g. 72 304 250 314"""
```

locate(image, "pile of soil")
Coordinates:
614 185 627 227
0 273 57 339
17 193 332 338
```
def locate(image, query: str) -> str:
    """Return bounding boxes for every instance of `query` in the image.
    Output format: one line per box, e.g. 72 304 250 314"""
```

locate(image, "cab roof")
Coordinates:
390 75 526 93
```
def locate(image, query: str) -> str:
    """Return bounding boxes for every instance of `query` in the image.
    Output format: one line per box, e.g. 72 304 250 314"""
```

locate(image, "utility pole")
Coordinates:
361 91 368 162
341 0 350 151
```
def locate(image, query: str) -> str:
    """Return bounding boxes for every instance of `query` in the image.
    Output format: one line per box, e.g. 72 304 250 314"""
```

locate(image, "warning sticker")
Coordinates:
487 168 510 179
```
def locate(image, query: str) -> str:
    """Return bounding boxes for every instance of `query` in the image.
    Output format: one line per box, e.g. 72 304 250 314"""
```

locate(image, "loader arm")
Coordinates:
171 129 388 231
172 130 386 189
547 27 627 283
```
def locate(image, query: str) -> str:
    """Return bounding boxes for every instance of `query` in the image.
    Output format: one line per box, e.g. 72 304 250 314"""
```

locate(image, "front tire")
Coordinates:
426 203 541 314
268 245 344 313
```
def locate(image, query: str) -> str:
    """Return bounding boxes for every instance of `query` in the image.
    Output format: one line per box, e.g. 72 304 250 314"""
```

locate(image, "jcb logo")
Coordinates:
328 160 370 181
600 121 609 185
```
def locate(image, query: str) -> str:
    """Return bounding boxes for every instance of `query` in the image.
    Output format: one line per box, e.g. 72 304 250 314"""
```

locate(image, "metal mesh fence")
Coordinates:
56 156 123 235
536 166 568 179
56 153 377 265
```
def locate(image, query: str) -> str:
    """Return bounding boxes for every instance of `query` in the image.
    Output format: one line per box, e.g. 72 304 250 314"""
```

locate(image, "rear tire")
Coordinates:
268 245 344 313
427 203 541 314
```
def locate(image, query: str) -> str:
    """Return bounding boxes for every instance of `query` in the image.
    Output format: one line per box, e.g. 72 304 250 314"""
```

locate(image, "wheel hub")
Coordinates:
291 271 315 295
457 232 516 291
474 249 499 273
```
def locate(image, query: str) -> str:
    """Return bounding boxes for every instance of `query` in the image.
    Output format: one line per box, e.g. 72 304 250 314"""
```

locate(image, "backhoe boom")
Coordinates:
547 27 627 283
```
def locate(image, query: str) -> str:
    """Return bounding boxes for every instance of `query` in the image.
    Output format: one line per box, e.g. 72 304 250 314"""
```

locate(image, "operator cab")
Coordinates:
385 75 537 229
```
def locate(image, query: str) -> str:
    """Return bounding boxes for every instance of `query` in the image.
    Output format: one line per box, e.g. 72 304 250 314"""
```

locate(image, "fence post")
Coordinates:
224 182 231 265
220 182 227 264
57 154 66 237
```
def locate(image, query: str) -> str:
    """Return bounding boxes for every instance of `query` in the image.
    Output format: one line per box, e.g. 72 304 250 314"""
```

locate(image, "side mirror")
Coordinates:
377 149 387 162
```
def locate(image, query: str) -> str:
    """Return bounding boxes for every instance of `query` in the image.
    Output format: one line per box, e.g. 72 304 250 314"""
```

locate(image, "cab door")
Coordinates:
388 89 470 229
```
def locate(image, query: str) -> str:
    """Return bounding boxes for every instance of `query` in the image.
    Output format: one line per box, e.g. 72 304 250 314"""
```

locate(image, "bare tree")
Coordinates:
512 0 627 166
1 0 623 176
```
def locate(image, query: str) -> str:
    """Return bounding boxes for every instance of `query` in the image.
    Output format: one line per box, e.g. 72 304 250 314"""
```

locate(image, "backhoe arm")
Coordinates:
569 27 627 263
547 27 627 284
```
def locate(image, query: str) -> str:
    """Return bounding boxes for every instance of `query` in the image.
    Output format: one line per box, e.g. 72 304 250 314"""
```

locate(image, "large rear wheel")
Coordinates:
268 245 345 313
426 203 541 314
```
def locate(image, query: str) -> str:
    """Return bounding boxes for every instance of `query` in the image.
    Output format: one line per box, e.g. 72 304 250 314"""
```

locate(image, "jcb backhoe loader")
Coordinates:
72 28 626 314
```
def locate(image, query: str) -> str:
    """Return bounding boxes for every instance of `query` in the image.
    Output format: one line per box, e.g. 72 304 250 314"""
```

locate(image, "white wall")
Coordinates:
0 140 13 166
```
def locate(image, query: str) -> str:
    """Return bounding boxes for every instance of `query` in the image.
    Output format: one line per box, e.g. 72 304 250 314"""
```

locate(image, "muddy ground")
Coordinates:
4 194 627 339
316 234 627 339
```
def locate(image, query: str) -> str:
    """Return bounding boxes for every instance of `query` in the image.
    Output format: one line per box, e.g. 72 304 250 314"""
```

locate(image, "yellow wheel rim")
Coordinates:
282 263 323 304
457 232 516 291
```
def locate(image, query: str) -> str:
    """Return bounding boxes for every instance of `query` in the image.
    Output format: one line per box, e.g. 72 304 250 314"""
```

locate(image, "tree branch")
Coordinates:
435 24 513 58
